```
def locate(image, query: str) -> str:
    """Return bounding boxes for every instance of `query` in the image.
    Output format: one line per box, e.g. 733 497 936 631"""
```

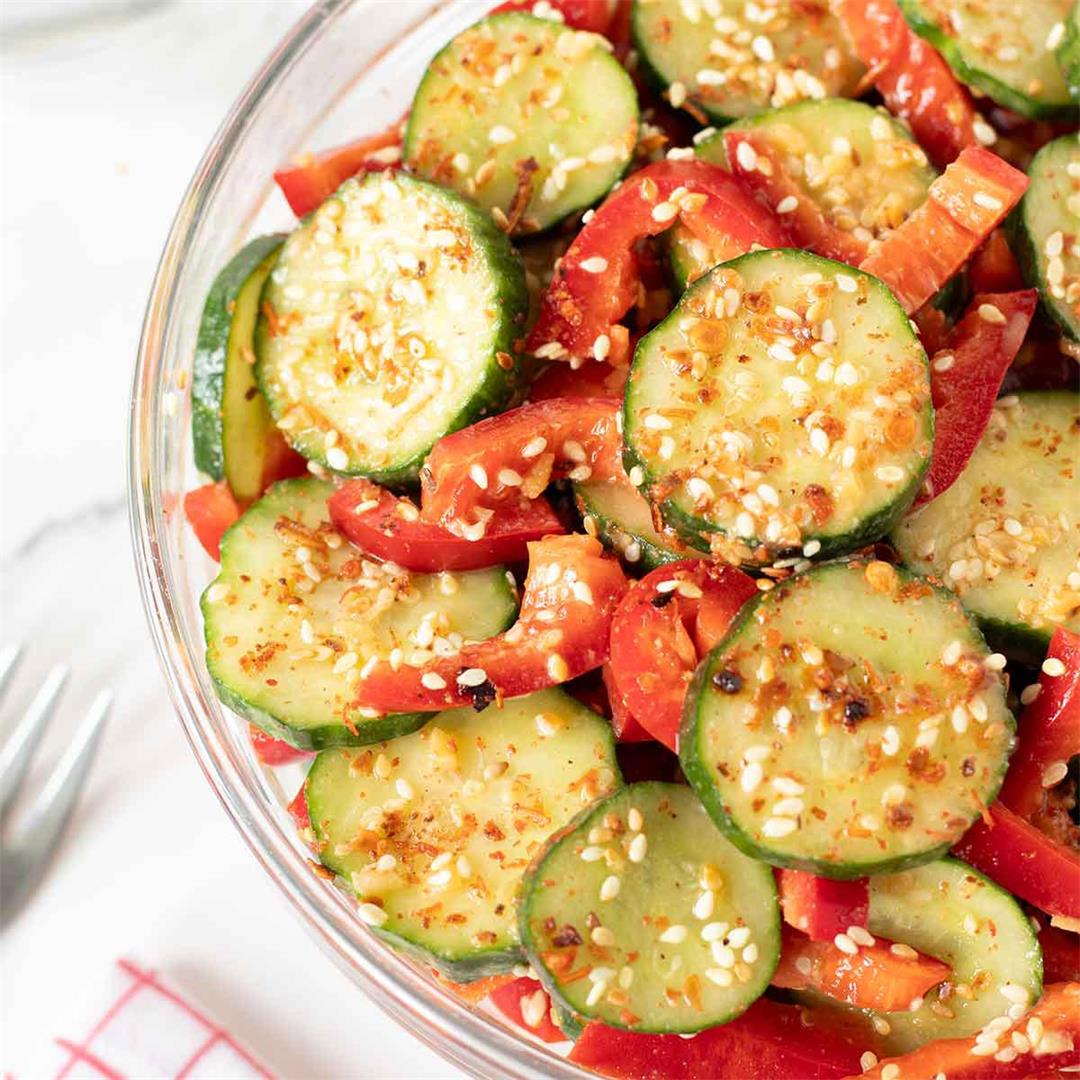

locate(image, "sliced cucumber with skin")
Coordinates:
520 782 779 1033
899 0 1074 119
574 479 700 569
800 858 1042 1053
624 250 933 567
893 392 1080 663
255 171 528 484
1016 135 1080 342
192 235 284 499
306 688 621 980
1058 4 1080 99
405 13 638 235
681 559 1014 878
203 477 518 749
668 102 936 290
631 0 863 123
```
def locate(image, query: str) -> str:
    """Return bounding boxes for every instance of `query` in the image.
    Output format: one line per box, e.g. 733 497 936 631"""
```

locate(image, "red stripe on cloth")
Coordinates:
174 1032 221 1080
54 1040 126 1080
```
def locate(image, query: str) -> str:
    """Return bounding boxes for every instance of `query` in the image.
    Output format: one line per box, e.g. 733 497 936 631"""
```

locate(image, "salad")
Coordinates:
182 0 1080 1075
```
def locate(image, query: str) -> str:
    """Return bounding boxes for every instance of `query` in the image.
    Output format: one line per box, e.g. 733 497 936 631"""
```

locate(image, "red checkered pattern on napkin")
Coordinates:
53 959 272 1080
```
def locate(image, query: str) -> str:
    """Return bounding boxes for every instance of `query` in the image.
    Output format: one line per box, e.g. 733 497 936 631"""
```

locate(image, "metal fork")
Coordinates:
0 645 112 929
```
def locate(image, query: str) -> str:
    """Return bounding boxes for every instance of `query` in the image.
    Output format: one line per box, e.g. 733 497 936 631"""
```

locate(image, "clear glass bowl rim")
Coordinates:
127 2 587 1076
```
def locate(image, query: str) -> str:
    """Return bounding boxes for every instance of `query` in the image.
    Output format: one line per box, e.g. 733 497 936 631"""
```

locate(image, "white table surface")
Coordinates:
0 3 462 1076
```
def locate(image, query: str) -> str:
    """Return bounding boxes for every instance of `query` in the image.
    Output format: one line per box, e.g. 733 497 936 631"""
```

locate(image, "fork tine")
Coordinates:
0 664 69 818
0 644 23 704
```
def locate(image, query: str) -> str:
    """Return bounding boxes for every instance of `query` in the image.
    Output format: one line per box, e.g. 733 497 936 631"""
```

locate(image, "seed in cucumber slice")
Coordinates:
668 102 936 290
681 559 1014 878
192 235 284 499
1057 4 1080 100
1015 135 1080 343
624 249 933 566
405 13 638 235
899 0 1075 120
306 688 620 980
798 858 1042 1053
520 782 779 1033
203 477 518 750
893 391 1080 664
574 478 700 569
631 0 863 123
255 171 528 484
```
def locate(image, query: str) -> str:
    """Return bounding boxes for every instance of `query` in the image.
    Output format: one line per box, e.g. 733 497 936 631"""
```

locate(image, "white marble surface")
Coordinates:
0 3 461 1076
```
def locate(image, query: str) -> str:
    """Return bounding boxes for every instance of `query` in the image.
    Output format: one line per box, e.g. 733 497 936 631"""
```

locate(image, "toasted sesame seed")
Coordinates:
735 141 758 172
206 582 230 604
711 943 736 968
591 926 616 947
848 925 876 947
421 672 447 691
762 817 797 838
1046 20 1066 48
580 256 609 274
659 924 688 944
706 967 733 987
357 902 388 927
835 273 857 293
651 201 679 224
973 191 1003 211
740 762 764 793
860 1051 878 1071
1000 983 1029 1005
628 833 648 863
978 303 1006 325
600 875 621 901
1042 656 1066 677
834 932 858 955
693 890 715 921
775 195 798 214
880 1065 900 1080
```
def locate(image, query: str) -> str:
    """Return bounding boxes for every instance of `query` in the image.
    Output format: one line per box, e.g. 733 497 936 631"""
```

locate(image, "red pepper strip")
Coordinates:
915 289 1037 506
837 0 978 169
526 159 787 366
855 982 1080 1080
287 786 310 830
969 229 1024 293
778 869 869 942
527 360 628 402
353 535 628 713
328 478 565 572
487 978 567 1044
608 561 758 751
490 0 614 33
601 663 652 742
183 481 241 561
420 397 623 531
724 132 869 265
1039 919 1080 982
999 627 1080 819
912 303 952 357
249 724 313 766
273 123 402 218
773 925 950 1012
434 971 515 1005
860 147 1029 314
569 998 877 1080
953 803 1080 919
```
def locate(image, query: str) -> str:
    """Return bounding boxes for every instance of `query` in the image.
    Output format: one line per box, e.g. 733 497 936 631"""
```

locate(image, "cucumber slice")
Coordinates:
255 171 528 484
624 249 933 566
631 0 863 123
574 479 699 569
405 13 638 235
899 0 1074 119
681 559 1014 878
192 235 284 499
203 477 518 749
668 102 936 290
520 782 779 1033
893 391 1080 663
800 858 1042 1053
1016 135 1080 342
306 688 620 979
1057 4 1080 99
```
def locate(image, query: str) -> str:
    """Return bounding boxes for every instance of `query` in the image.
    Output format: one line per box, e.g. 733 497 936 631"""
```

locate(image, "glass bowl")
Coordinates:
128 2 589 1075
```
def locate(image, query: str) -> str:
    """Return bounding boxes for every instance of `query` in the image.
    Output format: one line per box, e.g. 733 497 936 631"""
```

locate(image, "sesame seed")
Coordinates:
325 446 349 470
706 967 733 987
469 463 489 490
880 1065 900 1080
627 807 644 832
456 667 488 687
848 925 876 947
1042 656 1066 677
357 902 388 927
591 926 616 947
978 303 1006 325
580 256 609 274
762 817 797 838
973 118 997 146
834 932 858 955
751 35 775 61
701 921 729 942
600 875 621 901
421 672 447 691
742 943 759 964
668 80 688 108
933 353 955 372
651 201 679 224
628 833 648 863
711 943 736 968
835 273 857 293
521 436 547 459
1046 20 1066 48
1000 983 1029 1005
693 890 715 920
735 141 758 172
488 124 516 145
206 582 230 604
333 651 359 675
659 924 688 944
872 1017 892 1036
875 464 905 484
547 653 570 682
772 797 804 817
860 1052 878 1071
581 845 605 862
1042 761 1068 787
740 762 764 793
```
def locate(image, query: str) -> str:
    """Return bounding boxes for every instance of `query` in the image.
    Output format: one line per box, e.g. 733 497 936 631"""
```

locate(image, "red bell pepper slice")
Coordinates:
778 870 869 942
1038 917 1080 982
490 0 614 34
773 925 950 1012
859 982 1080 1079
287 785 310 830
607 561 758 751
420 397 623 531
183 481 241 561
724 132 869 266
915 289 1037 506
999 627 1080 819
527 360 628 402
569 997 876 1080
837 0 978 168
969 229 1024 293
526 159 787 366
601 663 652 742
953 803 1080 919
328 478 565 572
487 977 567 1043
249 724 312 766
860 147 1028 314
273 123 402 218
352 534 628 712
